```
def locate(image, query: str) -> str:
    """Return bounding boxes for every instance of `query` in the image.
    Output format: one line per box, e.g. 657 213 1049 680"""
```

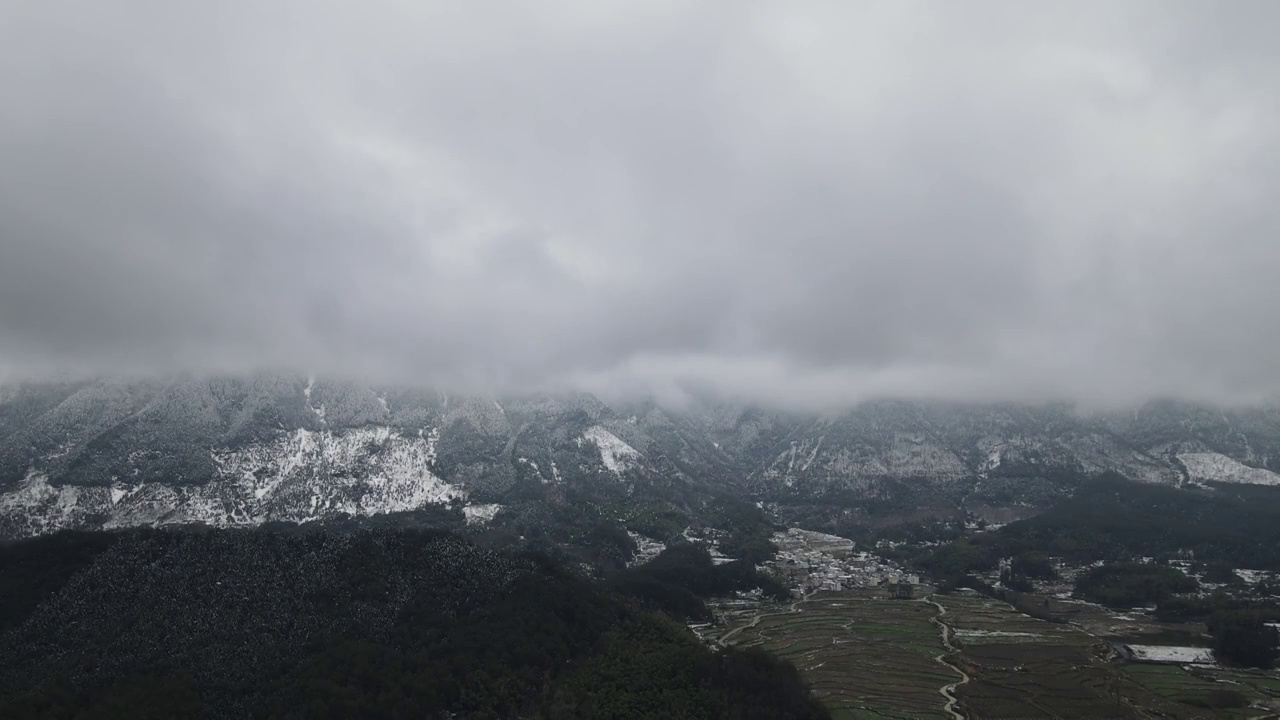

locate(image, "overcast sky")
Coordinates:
1 1 1278 408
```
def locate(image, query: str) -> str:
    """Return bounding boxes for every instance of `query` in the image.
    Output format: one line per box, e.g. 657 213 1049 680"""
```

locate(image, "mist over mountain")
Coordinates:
3 1 1280 409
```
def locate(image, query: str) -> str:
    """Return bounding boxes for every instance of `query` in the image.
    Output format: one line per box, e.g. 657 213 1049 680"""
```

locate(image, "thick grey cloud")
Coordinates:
2 0 1278 408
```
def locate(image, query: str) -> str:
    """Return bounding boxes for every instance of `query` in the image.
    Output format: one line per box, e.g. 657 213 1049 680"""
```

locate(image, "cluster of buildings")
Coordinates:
765 528 919 594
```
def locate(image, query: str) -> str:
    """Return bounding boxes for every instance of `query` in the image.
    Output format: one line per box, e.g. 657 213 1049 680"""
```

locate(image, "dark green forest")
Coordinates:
1072 562 1199 608
916 473 1280 581
1156 595 1280 669
607 543 790 620
0 528 828 720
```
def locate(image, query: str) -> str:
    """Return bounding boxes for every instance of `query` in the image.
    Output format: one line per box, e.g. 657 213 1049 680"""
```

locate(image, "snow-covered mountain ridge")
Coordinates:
2 377 1280 539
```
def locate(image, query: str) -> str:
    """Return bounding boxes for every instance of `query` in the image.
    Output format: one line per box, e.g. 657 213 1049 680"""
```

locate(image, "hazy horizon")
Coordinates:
3 1 1279 409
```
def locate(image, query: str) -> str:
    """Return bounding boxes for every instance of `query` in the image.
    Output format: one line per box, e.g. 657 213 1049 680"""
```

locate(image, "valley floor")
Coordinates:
715 588 1280 719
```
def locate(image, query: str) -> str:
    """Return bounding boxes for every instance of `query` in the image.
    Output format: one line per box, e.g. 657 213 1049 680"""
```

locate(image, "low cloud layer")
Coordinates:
2 1 1278 408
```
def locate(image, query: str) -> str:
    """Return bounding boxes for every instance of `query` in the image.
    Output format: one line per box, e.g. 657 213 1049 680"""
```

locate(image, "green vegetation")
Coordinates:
913 536 999 580
1200 563 1245 586
918 473 1280 582
616 504 690 542
996 474 1280 568
1153 594 1280 668
609 544 790 620
490 501 638 570
554 622 823 718
1010 551 1056 580
702 498 781 564
0 530 118 635
0 528 828 719
1073 563 1199 608
1208 612 1280 669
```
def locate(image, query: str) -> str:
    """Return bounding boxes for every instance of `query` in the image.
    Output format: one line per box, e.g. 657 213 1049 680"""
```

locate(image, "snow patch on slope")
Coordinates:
627 530 667 567
463 503 503 525
0 469 101 537
303 376 326 425
581 426 641 474
0 427 465 539
1179 452 1280 486
517 456 551 484
983 444 1004 473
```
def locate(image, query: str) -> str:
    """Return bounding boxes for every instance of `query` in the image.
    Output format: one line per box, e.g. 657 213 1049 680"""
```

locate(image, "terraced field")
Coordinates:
722 588 1280 719
729 590 957 719
947 592 1280 718
941 591 1139 718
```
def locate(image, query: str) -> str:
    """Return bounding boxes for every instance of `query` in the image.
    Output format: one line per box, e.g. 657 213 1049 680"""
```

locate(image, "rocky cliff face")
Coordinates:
2 376 1279 539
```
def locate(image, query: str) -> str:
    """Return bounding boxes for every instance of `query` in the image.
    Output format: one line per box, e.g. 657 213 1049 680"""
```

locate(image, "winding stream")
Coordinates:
923 596 971 720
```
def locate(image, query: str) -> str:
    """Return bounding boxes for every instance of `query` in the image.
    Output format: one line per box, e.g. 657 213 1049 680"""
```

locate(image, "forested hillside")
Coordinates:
915 473 1280 582
0 528 828 720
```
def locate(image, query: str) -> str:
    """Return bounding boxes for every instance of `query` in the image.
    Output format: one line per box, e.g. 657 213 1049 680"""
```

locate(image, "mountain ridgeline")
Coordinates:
2 376 1280 543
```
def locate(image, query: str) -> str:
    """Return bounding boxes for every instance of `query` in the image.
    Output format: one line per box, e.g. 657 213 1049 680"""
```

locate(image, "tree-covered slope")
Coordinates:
915 473 1280 582
0 527 828 720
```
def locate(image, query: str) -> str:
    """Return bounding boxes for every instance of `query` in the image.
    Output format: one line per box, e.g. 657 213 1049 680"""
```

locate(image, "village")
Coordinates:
764 527 920 595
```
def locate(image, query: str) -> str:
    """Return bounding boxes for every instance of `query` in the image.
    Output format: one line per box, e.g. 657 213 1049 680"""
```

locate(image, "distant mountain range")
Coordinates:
3 375 1279 540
